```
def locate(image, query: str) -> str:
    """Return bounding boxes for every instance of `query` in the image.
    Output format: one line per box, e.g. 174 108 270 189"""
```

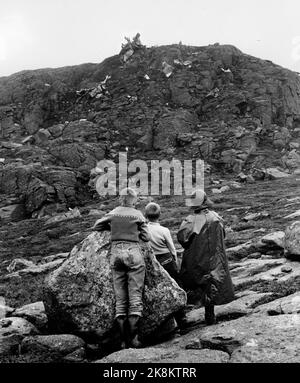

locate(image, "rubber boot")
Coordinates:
205 303 216 325
174 309 188 332
128 315 142 348
116 316 127 349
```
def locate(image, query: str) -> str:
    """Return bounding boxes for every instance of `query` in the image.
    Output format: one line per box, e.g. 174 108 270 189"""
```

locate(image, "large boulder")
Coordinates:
285 221 300 256
44 232 187 341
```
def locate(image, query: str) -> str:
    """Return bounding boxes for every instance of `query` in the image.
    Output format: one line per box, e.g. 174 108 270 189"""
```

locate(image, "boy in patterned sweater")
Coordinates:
92 188 149 348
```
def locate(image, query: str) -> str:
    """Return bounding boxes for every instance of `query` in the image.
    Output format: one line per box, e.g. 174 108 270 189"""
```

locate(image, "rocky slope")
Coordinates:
0 43 300 363
1 43 300 221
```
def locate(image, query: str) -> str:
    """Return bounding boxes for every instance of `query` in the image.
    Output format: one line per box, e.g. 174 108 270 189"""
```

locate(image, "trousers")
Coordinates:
110 241 145 318
155 252 180 284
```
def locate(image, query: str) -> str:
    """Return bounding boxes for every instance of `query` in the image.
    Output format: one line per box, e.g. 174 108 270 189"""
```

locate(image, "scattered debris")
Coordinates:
206 88 220 98
131 33 143 49
221 68 232 73
162 61 174 78
89 75 111 98
120 33 144 63
76 75 111 100
122 46 134 63
127 95 138 103
173 59 192 68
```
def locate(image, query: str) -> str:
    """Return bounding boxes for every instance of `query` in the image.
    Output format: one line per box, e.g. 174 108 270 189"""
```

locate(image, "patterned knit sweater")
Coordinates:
92 206 150 243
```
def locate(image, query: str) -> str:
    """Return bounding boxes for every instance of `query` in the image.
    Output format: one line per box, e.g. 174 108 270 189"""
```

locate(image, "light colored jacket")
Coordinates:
147 222 177 258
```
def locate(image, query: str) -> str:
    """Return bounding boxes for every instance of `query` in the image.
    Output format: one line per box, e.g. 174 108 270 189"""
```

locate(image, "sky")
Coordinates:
0 0 300 77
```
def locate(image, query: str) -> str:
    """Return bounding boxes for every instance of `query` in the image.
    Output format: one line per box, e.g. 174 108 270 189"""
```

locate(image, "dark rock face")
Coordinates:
43 231 186 340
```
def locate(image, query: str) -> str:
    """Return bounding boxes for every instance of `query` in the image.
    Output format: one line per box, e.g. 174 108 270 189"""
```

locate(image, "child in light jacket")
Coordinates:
145 202 187 330
145 202 179 281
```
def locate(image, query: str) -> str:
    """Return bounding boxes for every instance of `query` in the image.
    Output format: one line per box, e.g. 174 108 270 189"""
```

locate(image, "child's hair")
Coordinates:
145 202 161 221
119 187 137 206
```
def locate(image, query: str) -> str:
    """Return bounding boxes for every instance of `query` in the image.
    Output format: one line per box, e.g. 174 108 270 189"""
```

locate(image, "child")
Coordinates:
145 202 179 281
92 188 149 348
145 202 187 330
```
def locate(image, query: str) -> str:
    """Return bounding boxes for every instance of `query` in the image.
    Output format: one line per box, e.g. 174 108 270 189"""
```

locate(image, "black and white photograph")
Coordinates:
0 0 300 374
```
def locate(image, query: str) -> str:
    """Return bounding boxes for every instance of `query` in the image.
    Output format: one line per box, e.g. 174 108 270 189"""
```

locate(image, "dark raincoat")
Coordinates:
177 208 234 305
